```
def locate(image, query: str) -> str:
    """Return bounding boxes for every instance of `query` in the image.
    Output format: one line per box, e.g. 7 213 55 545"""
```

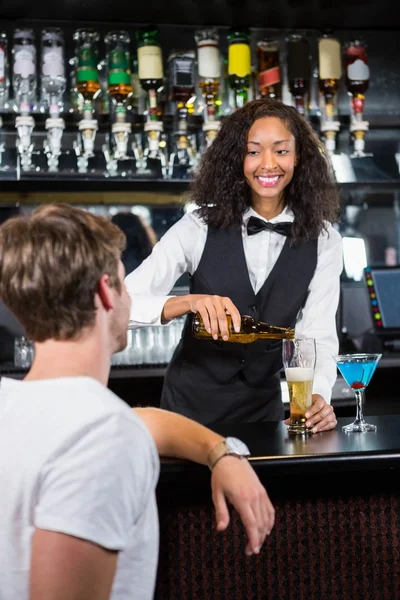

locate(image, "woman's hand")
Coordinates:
284 394 337 433
187 294 241 341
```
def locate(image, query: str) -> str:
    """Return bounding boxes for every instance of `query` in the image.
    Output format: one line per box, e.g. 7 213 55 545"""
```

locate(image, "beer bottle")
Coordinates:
192 312 295 344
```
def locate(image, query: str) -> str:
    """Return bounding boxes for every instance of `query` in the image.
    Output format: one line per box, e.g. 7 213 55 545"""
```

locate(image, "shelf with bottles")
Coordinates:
0 24 220 181
0 24 398 183
0 173 194 192
1 176 400 196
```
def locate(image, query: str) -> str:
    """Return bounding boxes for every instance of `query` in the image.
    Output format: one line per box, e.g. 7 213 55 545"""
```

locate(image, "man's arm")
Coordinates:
30 529 117 600
135 407 275 556
135 406 223 463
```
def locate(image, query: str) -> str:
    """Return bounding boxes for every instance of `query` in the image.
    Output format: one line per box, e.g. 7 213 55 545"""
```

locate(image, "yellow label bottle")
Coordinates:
228 43 251 78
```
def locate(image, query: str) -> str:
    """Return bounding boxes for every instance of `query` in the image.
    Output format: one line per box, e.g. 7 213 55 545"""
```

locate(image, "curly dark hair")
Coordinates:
191 98 341 242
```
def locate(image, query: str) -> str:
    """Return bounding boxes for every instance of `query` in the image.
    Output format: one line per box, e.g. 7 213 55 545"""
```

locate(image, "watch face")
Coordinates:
225 437 250 456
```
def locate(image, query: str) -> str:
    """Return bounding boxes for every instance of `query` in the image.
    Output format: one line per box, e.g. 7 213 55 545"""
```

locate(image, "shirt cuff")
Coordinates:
312 373 334 404
128 295 176 327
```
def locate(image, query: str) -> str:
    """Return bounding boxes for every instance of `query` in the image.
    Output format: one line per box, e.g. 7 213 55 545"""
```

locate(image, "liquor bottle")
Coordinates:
169 49 196 107
12 29 37 171
136 27 167 177
72 29 101 171
257 38 281 100
287 34 310 116
12 28 37 114
105 30 133 161
318 35 341 119
345 38 369 120
318 34 341 155
345 38 371 157
0 31 9 108
40 28 67 172
192 312 295 344
227 29 251 109
168 50 197 178
40 28 66 116
136 26 163 121
194 28 221 121
73 28 101 118
105 30 132 108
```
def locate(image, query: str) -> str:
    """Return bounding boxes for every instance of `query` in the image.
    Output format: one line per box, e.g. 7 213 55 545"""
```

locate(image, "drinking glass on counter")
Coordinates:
334 353 381 433
282 338 316 434
111 317 185 366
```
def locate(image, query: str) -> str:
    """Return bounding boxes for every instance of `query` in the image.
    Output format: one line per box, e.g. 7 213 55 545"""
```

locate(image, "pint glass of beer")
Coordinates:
282 338 316 434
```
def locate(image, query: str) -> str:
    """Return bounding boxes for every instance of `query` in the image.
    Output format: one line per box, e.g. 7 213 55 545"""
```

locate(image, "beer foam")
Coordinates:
285 367 314 382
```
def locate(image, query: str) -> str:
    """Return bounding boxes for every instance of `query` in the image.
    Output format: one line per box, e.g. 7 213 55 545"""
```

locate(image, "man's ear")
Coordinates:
97 274 115 311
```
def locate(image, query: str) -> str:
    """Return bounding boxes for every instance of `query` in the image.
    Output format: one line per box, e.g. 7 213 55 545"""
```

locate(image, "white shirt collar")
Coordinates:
243 205 294 225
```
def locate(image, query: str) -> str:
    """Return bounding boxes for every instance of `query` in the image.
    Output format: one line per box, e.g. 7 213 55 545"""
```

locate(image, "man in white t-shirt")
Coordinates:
0 204 275 600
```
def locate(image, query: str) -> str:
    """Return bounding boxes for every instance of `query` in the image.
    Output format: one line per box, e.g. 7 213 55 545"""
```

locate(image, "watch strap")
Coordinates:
207 439 247 471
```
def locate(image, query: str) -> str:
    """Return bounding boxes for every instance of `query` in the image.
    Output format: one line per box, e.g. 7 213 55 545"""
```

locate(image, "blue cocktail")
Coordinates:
334 353 382 432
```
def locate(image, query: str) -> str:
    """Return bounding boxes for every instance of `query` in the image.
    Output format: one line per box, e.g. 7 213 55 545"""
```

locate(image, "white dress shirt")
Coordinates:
125 206 344 403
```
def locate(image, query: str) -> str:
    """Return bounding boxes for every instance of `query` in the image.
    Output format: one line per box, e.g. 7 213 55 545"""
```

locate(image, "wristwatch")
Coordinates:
207 437 251 471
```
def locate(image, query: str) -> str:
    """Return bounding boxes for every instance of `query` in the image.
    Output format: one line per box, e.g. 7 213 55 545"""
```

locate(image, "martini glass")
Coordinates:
334 353 382 433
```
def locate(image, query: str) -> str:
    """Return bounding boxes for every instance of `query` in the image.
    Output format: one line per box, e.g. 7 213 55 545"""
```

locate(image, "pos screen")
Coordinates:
364 266 400 334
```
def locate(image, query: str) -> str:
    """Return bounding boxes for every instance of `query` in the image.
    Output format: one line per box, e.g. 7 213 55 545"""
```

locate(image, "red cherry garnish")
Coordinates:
351 381 364 389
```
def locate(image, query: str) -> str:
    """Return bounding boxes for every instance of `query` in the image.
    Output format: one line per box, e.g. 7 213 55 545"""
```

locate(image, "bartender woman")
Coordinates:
125 99 342 431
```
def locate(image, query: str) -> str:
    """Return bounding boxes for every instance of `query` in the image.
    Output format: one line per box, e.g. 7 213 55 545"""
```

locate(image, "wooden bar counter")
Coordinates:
155 416 400 600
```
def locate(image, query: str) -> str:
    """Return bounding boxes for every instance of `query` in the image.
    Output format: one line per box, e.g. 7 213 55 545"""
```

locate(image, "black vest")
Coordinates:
161 224 318 422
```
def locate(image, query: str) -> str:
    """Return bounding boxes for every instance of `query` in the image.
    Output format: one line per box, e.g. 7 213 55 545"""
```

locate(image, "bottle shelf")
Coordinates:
0 21 399 189
308 114 400 130
2 109 400 132
1 177 400 197
0 175 192 193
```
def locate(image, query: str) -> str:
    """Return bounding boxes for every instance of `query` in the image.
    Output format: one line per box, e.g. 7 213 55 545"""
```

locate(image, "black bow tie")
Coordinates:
247 216 293 237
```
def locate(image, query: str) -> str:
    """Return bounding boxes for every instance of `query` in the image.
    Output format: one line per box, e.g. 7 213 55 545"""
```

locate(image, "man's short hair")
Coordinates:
0 203 126 342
